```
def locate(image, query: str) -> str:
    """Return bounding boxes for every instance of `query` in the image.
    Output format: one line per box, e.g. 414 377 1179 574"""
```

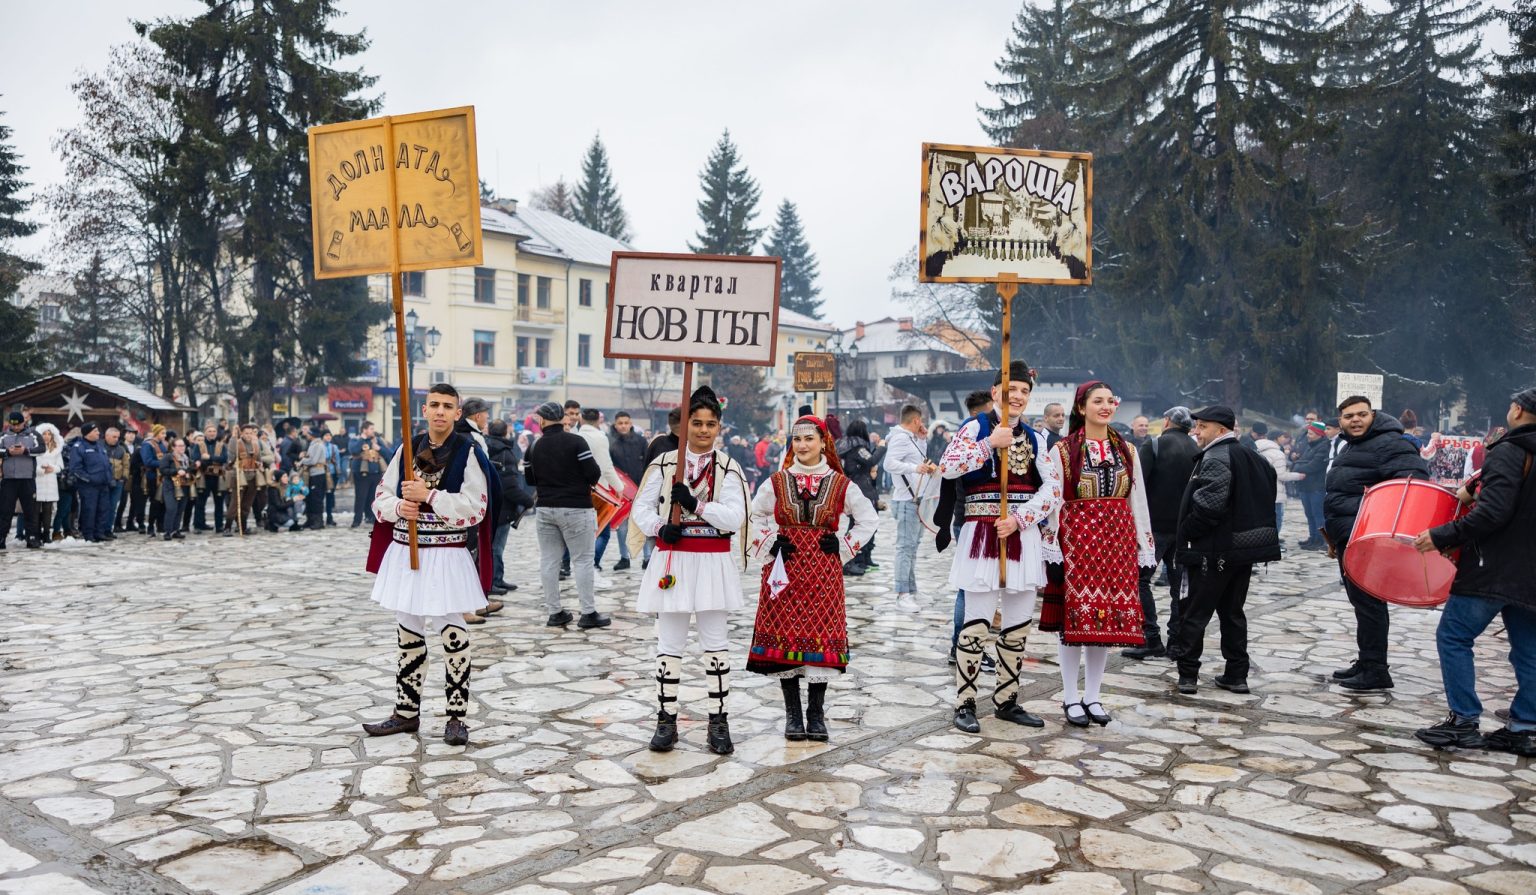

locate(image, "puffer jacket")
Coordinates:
1324 412 1430 545
837 436 878 501
1429 425 1536 611
1139 426 1198 534
1253 438 1302 503
1291 435 1330 493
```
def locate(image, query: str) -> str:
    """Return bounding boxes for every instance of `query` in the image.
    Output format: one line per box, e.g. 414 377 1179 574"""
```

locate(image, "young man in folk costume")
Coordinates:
1043 381 1156 727
632 386 751 755
939 361 1065 733
361 384 500 747
747 411 879 742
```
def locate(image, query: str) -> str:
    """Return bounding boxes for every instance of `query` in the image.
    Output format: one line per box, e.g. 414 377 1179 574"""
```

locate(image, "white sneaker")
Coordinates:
592 572 613 590
896 593 922 613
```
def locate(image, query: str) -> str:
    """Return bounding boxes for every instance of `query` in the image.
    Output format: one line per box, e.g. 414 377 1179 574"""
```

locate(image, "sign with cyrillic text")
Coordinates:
919 142 1092 285
793 352 836 392
605 252 782 366
307 106 483 279
1335 372 1385 411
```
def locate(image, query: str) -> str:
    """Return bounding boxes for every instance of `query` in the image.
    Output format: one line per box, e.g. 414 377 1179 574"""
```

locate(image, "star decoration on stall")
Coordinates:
60 388 92 422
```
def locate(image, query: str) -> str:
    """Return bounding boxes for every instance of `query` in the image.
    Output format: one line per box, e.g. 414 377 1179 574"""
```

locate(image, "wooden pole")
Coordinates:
382 116 419 569
669 362 694 526
995 277 1019 588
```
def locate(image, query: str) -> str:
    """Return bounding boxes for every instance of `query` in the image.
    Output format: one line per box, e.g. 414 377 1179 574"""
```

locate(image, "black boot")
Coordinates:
781 679 807 741
954 699 981 734
805 682 829 742
649 656 681 752
1339 663 1394 692
1332 660 1362 680
706 713 734 755
649 710 678 752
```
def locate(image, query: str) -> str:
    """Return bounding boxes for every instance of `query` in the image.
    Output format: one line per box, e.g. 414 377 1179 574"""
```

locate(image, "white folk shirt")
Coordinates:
882 427 929 502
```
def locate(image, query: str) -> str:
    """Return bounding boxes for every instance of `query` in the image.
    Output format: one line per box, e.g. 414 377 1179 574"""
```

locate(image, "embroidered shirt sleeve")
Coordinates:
747 476 779 559
940 420 989 478
1013 434 1065 533
372 446 404 523
1041 442 1069 563
699 461 746 532
428 453 489 527
632 461 666 538
842 482 880 560
1128 445 1158 566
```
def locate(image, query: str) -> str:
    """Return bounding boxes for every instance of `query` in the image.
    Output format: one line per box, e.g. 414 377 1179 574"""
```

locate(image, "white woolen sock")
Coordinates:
1058 644 1082 704
1084 646 1109 704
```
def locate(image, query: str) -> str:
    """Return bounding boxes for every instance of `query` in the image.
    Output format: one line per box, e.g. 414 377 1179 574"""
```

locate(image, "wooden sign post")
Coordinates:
920 143 1093 587
308 106 483 568
605 251 783 538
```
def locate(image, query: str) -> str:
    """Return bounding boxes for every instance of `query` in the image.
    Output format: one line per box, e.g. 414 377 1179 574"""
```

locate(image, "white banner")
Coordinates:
605 252 781 367
1336 372 1384 410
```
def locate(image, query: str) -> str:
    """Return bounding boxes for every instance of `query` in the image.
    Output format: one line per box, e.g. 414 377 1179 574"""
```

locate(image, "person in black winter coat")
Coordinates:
1414 390 1536 756
1291 421 1332 550
486 419 533 592
1125 406 1200 659
1323 397 1430 691
1166 406 1280 694
837 419 879 574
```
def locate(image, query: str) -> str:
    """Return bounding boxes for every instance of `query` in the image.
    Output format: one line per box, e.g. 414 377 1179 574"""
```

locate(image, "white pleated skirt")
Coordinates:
370 542 488 616
947 521 1049 592
636 549 745 614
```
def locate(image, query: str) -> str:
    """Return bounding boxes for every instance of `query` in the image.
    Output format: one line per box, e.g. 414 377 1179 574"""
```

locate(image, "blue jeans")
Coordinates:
491 521 511 585
893 500 920 594
1437 593 1536 732
54 489 75 534
1274 502 1284 534
594 521 630 566
76 484 110 540
1299 490 1325 543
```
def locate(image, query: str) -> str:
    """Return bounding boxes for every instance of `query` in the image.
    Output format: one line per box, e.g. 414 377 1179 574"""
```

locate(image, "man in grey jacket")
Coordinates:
884 404 938 612
1 411 44 549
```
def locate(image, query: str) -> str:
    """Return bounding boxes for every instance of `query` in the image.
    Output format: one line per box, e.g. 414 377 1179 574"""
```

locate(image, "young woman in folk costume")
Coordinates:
746 412 878 742
632 386 752 756
938 361 1065 733
1043 381 1156 727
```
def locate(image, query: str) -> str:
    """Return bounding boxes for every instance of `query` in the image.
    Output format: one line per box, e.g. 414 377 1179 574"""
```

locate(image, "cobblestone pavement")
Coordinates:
1 498 1532 895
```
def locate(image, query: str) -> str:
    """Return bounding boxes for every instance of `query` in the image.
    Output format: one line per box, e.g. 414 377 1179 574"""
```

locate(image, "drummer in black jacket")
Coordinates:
1413 388 1536 757
1323 396 1430 692
1166 406 1279 695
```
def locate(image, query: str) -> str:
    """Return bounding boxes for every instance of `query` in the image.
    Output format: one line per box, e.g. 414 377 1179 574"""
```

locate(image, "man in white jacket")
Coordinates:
884 404 938 612
578 408 623 587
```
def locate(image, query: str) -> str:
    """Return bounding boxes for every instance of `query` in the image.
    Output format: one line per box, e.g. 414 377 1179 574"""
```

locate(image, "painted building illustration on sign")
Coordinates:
919 142 1092 285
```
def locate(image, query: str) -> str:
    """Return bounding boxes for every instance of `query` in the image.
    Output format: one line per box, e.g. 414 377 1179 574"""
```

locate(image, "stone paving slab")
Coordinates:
0 499 1532 895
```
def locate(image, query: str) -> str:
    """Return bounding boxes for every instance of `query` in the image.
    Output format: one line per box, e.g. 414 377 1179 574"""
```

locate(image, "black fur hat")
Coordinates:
689 385 722 418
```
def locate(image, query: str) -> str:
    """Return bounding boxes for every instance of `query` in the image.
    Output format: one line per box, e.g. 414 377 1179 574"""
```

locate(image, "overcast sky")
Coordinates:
1 0 1024 329
1 1 1516 331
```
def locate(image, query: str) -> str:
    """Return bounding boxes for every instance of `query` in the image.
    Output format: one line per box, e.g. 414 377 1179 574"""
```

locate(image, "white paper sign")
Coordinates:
1336 372 1384 410
605 252 782 367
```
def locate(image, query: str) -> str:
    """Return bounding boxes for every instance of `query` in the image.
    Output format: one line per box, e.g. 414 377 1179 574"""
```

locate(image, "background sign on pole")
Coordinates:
793 352 836 392
1336 372 1385 410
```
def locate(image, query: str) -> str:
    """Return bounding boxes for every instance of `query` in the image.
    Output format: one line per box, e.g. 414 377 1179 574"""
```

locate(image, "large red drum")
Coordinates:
1343 479 1462 607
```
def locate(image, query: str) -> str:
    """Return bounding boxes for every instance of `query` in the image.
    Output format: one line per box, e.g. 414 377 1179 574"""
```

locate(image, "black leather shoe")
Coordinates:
1332 661 1361 681
546 610 574 627
1483 726 1536 757
1082 701 1112 726
706 713 734 755
954 699 981 733
1214 676 1250 694
1339 664 1394 692
842 561 865 577
489 585 508 596
995 698 1045 728
613 558 631 571
578 612 612 629
1415 713 1485 750
781 680 806 741
1063 702 1090 727
443 718 469 746
1176 675 1198 695
362 713 420 737
649 710 678 752
1122 638 1166 660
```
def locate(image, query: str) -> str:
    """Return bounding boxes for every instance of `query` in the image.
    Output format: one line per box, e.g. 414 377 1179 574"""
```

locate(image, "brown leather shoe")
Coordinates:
464 612 486 625
361 713 420 737
481 599 504 615
443 718 469 746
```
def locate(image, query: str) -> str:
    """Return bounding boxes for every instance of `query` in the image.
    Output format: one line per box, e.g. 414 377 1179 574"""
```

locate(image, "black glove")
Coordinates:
659 524 683 544
670 482 699 514
819 532 840 555
771 534 796 559
935 528 952 553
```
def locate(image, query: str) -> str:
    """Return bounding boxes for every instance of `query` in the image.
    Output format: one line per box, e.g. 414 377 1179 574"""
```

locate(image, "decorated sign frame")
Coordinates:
604 251 783 367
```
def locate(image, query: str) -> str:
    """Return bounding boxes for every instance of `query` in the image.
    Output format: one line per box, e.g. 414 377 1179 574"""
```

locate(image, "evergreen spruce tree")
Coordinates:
689 130 763 255
979 0 1091 148
1487 0 1536 402
1073 0 1356 410
0 106 46 389
53 252 136 377
763 200 822 318
703 364 775 435
141 1 381 420
530 178 577 219
573 135 631 241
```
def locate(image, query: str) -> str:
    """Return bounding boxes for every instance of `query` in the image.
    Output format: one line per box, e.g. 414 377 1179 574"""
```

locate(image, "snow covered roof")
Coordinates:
778 308 837 333
0 371 193 413
837 317 964 356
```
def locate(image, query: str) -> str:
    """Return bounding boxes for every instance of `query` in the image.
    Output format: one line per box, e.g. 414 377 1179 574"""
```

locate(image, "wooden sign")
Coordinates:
308 106 483 279
793 352 836 392
605 252 782 367
919 142 1092 285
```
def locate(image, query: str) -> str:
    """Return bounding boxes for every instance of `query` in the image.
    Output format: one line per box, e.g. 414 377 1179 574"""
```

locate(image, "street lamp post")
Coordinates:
383 309 442 441
826 331 860 416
